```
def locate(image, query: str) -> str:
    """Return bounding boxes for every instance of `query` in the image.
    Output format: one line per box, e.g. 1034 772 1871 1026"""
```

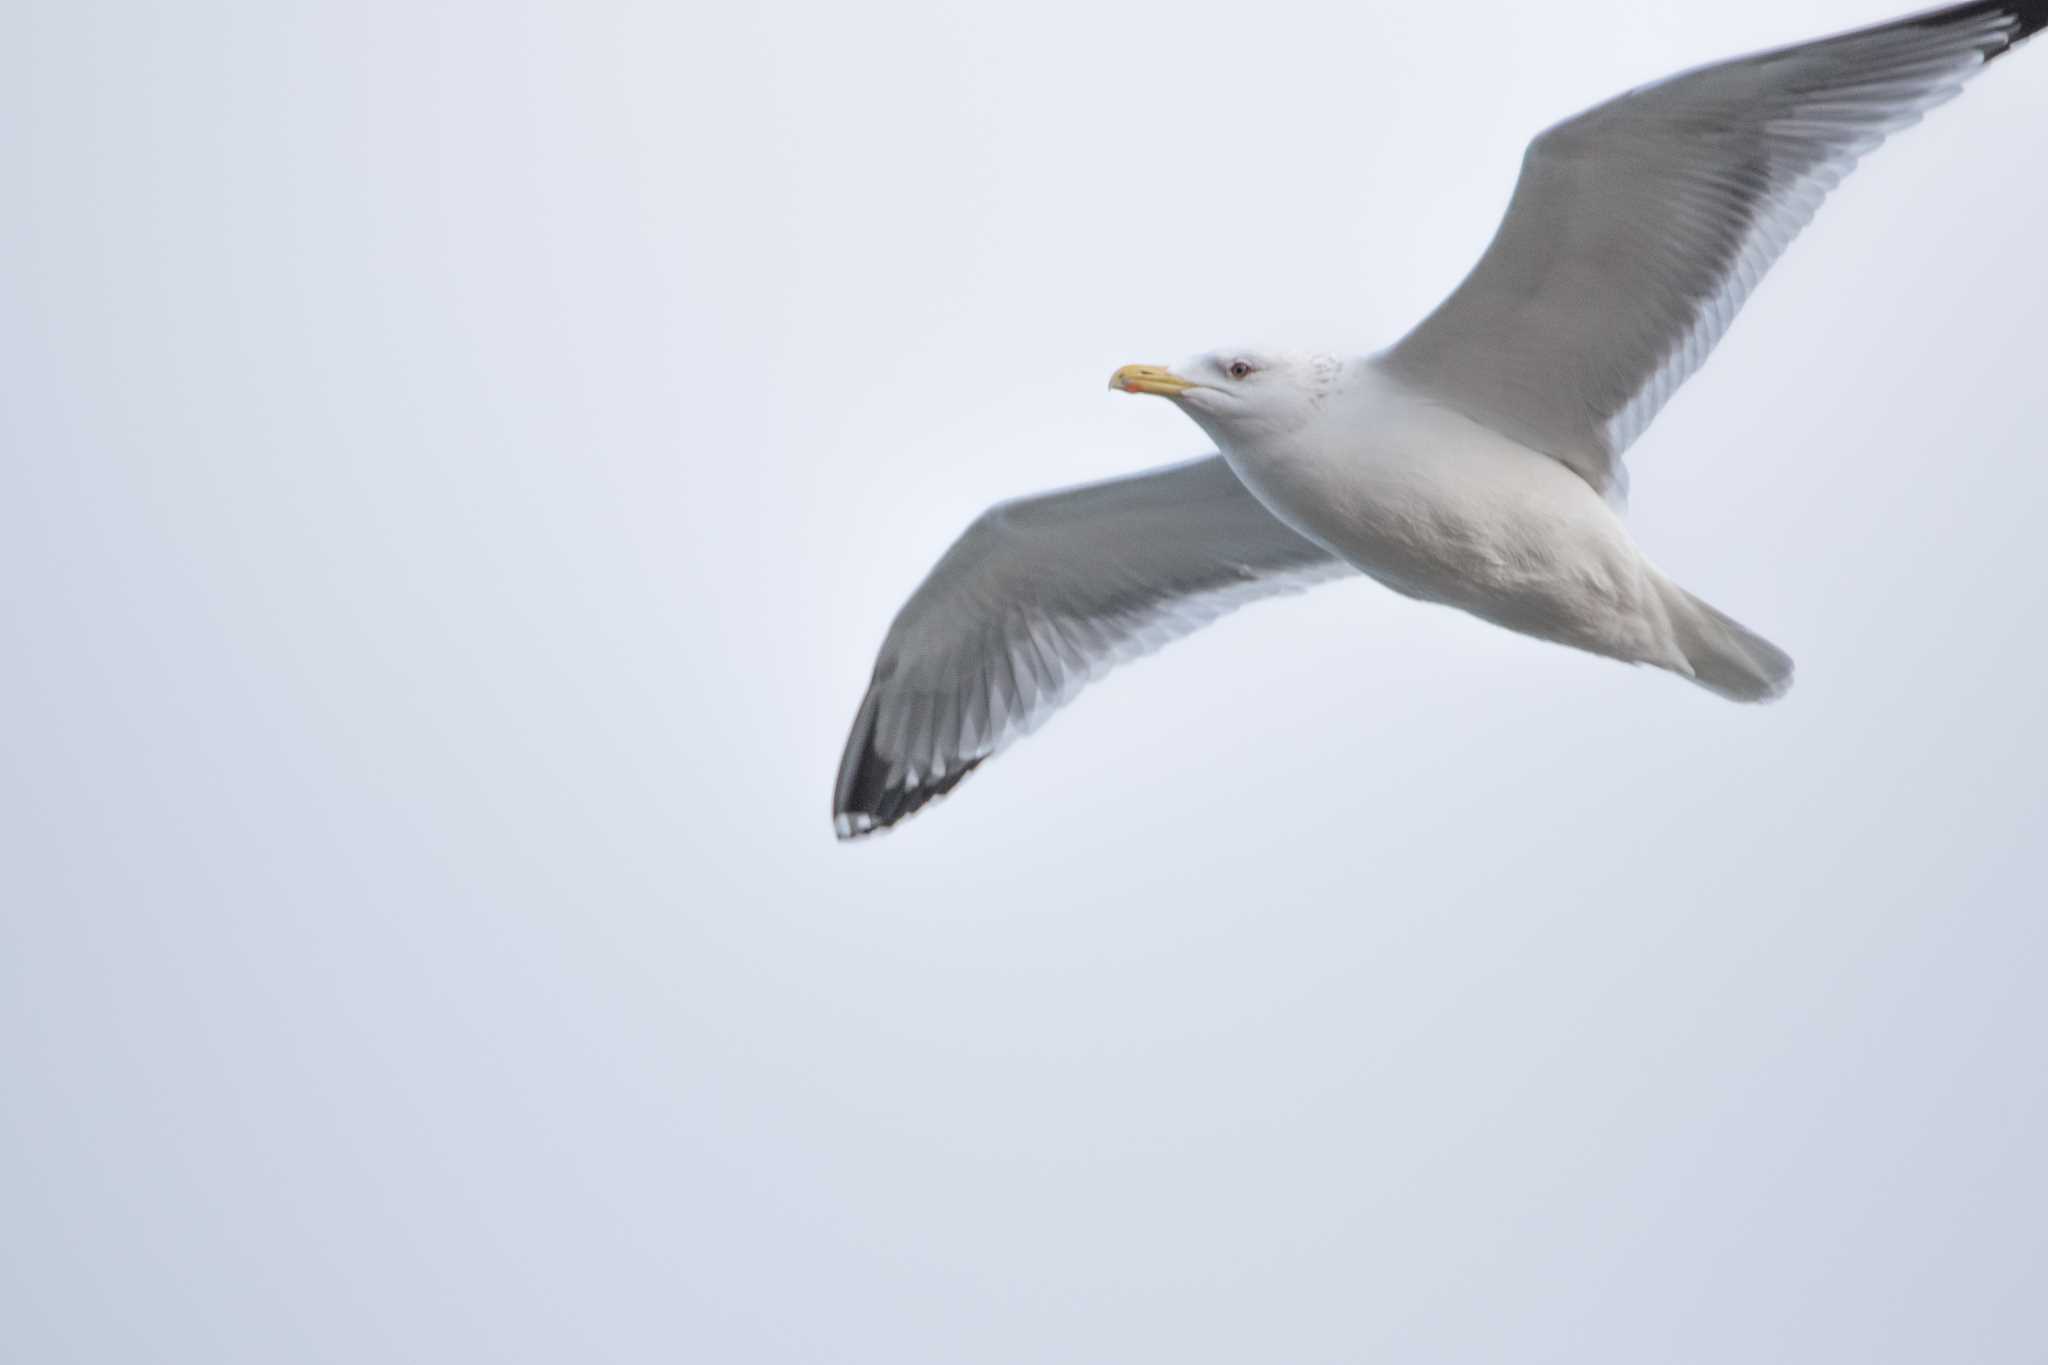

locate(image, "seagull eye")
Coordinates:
1228 360 1253 379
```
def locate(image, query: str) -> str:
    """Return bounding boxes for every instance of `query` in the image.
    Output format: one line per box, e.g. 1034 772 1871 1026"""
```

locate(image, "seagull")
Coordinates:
833 0 2043 839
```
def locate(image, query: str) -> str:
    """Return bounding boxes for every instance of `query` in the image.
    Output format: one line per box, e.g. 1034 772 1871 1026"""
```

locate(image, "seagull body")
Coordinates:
834 1 2045 839
1184 359 1767 697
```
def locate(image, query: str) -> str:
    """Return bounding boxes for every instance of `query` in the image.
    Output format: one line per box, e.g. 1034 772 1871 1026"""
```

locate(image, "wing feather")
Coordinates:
833 455 1349 838
1382 0 2046 500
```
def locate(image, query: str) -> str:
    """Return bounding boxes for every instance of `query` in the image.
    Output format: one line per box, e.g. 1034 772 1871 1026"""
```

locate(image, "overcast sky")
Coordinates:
5 1 2046 1360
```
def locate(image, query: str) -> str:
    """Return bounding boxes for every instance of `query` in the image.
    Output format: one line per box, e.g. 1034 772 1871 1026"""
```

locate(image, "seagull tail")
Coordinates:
1660 581 1795 704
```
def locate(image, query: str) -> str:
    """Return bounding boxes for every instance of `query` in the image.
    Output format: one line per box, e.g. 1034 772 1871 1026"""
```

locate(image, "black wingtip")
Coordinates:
830 684 985 841
2006 0 2048 47
1906 0 2048 58
832 760 983 841
832 751 985 841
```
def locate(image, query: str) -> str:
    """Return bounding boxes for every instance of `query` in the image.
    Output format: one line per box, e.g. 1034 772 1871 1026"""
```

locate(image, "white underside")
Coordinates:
1212 361 1693 675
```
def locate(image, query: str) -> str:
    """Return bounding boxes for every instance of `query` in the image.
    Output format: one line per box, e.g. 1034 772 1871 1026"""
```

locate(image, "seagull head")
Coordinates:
1110 348 1343 447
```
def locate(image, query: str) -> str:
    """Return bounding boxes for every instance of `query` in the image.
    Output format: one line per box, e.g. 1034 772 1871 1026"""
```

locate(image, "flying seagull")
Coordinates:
833 0 2044 839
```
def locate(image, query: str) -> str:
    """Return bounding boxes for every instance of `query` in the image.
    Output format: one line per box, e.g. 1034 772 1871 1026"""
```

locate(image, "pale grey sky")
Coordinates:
4 1 2045 1361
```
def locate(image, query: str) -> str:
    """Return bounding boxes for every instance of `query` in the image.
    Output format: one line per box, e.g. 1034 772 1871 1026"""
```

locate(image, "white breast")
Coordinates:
1214 360 1666 663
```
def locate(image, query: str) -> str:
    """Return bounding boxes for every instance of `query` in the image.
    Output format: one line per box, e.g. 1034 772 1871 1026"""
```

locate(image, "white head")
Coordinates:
1110 348 1344 448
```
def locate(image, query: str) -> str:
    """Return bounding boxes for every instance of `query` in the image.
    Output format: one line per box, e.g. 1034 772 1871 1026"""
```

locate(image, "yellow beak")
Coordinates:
1109 363 1197 397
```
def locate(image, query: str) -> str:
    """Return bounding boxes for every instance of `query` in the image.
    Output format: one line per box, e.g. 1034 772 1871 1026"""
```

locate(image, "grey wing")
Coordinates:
833 455 1349 838
1381 0 2046 502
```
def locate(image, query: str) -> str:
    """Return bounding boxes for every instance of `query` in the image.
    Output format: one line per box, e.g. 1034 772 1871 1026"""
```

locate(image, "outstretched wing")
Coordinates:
833 455 1349 838
1381 0 2046 501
